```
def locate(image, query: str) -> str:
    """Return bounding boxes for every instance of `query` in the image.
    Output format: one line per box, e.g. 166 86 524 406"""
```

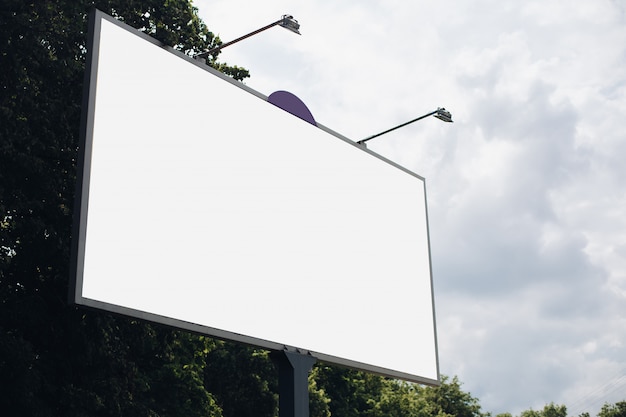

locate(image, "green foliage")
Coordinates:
598 402 626 417
203 342 277 417
520 403 567 417
311 367 487 417
309 369 332 417
312 364 387 417
419 375 488 417
371 380 430 417
516 400 626 417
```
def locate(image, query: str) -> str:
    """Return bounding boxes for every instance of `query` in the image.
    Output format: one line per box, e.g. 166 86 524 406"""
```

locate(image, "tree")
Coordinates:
1 1 248 415
309 368 332 417
371 380 431 417
598 401 626 417
311 364 388 417
519 403 567 417
418 375 489 417
203 342 277 417
311 366 488 417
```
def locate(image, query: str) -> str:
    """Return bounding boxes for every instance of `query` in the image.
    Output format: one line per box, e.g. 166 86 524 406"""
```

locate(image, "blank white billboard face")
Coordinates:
72 11 438 385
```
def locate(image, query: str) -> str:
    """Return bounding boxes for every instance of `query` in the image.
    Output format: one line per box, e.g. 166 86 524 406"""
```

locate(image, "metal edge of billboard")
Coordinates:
70 9 440 386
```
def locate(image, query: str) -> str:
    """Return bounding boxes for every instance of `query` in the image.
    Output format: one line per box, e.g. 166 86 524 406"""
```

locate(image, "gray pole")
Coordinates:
270 350 317 417
357 110 438 145
195 19 284 60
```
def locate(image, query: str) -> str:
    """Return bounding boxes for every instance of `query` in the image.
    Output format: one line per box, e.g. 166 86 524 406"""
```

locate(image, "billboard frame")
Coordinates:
70 8 439 387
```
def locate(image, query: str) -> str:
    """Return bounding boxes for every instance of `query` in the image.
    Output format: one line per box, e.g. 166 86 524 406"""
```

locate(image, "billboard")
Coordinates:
71 10 439 385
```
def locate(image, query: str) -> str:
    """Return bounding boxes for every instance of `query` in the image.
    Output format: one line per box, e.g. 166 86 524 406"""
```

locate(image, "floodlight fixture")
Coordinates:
279 15 301 34
357 107 453 146
433 107 453 123
195 14 300 60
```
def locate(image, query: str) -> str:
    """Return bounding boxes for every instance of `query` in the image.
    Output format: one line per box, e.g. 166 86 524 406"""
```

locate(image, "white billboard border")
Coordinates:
69 8 440 386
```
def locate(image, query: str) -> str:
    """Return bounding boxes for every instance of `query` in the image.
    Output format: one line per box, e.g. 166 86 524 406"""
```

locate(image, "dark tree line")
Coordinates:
1 1 250 415
1 1 624 416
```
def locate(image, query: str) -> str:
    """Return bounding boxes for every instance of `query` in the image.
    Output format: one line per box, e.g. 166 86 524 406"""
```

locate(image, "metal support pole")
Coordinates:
270 350 317 417
196 19 283 60
357 110 438 146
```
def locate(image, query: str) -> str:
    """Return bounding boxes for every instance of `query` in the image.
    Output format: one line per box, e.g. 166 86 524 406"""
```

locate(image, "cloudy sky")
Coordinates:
192 1 626 415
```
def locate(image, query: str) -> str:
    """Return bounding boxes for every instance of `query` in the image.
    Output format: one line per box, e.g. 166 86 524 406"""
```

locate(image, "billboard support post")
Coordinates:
270 350 317 417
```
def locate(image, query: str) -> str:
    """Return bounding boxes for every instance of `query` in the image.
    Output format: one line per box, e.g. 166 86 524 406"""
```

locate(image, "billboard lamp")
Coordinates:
195 15 300 60
357 107 453 147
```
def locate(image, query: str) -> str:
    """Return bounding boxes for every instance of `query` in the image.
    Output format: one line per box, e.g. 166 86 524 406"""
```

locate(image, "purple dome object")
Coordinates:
268 90 317 126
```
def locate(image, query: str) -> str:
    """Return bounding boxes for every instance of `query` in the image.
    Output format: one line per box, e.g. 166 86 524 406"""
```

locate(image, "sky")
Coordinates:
192 1 626 415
